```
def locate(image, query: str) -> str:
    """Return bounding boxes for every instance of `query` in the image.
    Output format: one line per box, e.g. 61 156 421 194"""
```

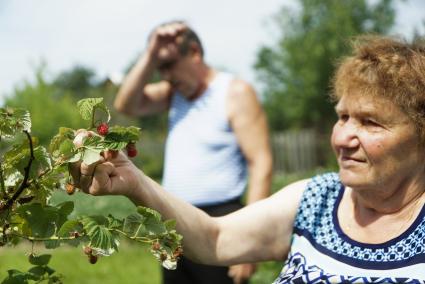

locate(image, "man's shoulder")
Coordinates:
227 78 255 96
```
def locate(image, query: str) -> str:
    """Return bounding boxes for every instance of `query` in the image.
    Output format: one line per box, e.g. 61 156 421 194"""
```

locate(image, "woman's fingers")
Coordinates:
90 162 117 195
78 158 105 193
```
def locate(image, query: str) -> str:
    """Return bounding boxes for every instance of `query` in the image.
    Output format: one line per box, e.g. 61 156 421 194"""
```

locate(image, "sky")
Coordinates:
0 0 424 105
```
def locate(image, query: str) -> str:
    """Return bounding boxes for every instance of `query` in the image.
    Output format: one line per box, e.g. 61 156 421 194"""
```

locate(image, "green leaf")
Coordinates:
103 126 142 150
164 219 176 231
54 139 76 162
82 135 103 148
122 213 147 237
13 108 32 132
77 98 104 121
57 220 80 237
77 98 110 123
44 239 61 249
80 216 118 251
48 127 75 156
16 204 58 238
57 201 74 217
28 254 51 266
81 148 101 165
28 266 47 277
68 152 82 163
2 269 30 284
0 107 31 138
137 206 161 222
44 266 56 276
136 207 168 235
3 142 51 180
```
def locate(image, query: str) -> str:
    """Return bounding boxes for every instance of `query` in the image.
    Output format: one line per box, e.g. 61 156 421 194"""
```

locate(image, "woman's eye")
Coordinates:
338 114 349 122
363 119 379 127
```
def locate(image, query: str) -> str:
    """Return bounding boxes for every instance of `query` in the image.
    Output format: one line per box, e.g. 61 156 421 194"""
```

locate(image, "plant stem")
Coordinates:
0 162 5 197
1 131 35 211
0 135 5 197
111 228 152 243
10 233 78 242
90 107 96 129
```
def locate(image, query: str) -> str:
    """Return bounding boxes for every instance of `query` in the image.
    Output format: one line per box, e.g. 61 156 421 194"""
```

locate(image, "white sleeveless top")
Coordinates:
162 72 247 206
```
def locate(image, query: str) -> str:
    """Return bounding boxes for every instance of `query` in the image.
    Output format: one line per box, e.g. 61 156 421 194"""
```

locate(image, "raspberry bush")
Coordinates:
0 98 182 283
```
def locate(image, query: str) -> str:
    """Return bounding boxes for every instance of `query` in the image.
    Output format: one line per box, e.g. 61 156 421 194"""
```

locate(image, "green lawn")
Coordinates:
0 242 160 284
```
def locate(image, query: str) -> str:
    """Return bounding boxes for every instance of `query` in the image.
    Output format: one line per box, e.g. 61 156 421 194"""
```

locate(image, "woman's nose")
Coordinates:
332 120 360 148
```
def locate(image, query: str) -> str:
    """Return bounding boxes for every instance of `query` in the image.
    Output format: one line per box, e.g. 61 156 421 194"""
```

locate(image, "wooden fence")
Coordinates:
271 129 318 174
140 128 320 175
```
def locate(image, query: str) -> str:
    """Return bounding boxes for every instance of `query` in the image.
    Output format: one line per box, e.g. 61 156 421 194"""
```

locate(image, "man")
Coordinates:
114 21 272 284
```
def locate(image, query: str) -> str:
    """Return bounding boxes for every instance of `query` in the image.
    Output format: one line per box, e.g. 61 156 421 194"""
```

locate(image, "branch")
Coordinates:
0 131 35 211
0 135 5 196
0 162 5 197
111 228 153 244
9 232 78 242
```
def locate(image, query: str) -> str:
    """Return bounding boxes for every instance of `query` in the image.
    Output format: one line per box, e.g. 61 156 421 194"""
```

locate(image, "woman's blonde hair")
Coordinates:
332 35 425 143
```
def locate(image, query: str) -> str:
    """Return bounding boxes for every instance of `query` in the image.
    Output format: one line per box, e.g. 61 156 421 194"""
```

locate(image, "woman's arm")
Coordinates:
71 147 308 265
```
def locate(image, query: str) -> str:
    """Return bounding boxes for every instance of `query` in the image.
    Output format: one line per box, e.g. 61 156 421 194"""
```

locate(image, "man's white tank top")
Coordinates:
162 72 247 206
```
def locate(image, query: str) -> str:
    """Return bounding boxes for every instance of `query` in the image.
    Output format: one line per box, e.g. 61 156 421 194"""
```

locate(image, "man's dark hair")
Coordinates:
157 20 204 58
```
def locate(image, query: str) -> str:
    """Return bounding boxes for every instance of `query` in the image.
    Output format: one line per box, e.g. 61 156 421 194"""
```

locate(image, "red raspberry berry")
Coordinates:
97 123 109 136
126 143 138 158
66 183 75 195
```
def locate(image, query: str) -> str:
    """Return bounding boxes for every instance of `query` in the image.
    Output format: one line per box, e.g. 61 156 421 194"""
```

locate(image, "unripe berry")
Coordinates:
152 242 161 251
66 183 76 195
173 247 183 258
97 123 109 136
89 254 98 264
71 231 80 238
126 142 138 158
160 252 168 261
83 246 93 256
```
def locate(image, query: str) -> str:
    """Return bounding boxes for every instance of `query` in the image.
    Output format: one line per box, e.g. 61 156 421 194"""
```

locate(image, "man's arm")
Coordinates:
227 79 273 204
114 52 172 117
226 79 273 283
114 22 187 117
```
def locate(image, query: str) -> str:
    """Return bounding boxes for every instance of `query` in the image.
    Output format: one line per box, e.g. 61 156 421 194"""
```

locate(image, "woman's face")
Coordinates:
331 94 423 193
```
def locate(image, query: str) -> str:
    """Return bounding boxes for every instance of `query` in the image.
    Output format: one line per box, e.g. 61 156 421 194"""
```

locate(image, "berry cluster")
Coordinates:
96 122 138 158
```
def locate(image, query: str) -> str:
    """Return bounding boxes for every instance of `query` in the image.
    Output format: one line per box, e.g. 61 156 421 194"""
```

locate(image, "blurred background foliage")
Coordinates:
1 0 424 282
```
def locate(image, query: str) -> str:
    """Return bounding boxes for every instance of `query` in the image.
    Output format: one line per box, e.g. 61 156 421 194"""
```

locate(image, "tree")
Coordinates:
4 68 85 147
53 65 96 100
255 0 396 132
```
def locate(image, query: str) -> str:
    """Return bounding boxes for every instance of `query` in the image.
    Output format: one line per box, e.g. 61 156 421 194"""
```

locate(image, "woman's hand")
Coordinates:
69 130 142 198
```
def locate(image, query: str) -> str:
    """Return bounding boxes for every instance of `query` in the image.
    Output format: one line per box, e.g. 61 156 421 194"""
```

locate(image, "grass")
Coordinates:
0 242 160 284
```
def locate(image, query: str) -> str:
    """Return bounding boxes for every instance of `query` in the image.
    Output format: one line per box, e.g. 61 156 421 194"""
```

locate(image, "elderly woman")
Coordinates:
71 35 425 282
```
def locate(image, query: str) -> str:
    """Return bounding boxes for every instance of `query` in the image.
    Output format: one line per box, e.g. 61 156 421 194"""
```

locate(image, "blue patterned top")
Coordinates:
274 173 425 283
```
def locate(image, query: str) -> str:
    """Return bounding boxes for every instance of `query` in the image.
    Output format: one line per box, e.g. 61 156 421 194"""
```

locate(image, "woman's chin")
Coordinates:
338 169 366 189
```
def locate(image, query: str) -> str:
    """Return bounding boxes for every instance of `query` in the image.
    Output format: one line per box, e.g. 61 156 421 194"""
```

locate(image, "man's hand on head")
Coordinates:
148 22 187 65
